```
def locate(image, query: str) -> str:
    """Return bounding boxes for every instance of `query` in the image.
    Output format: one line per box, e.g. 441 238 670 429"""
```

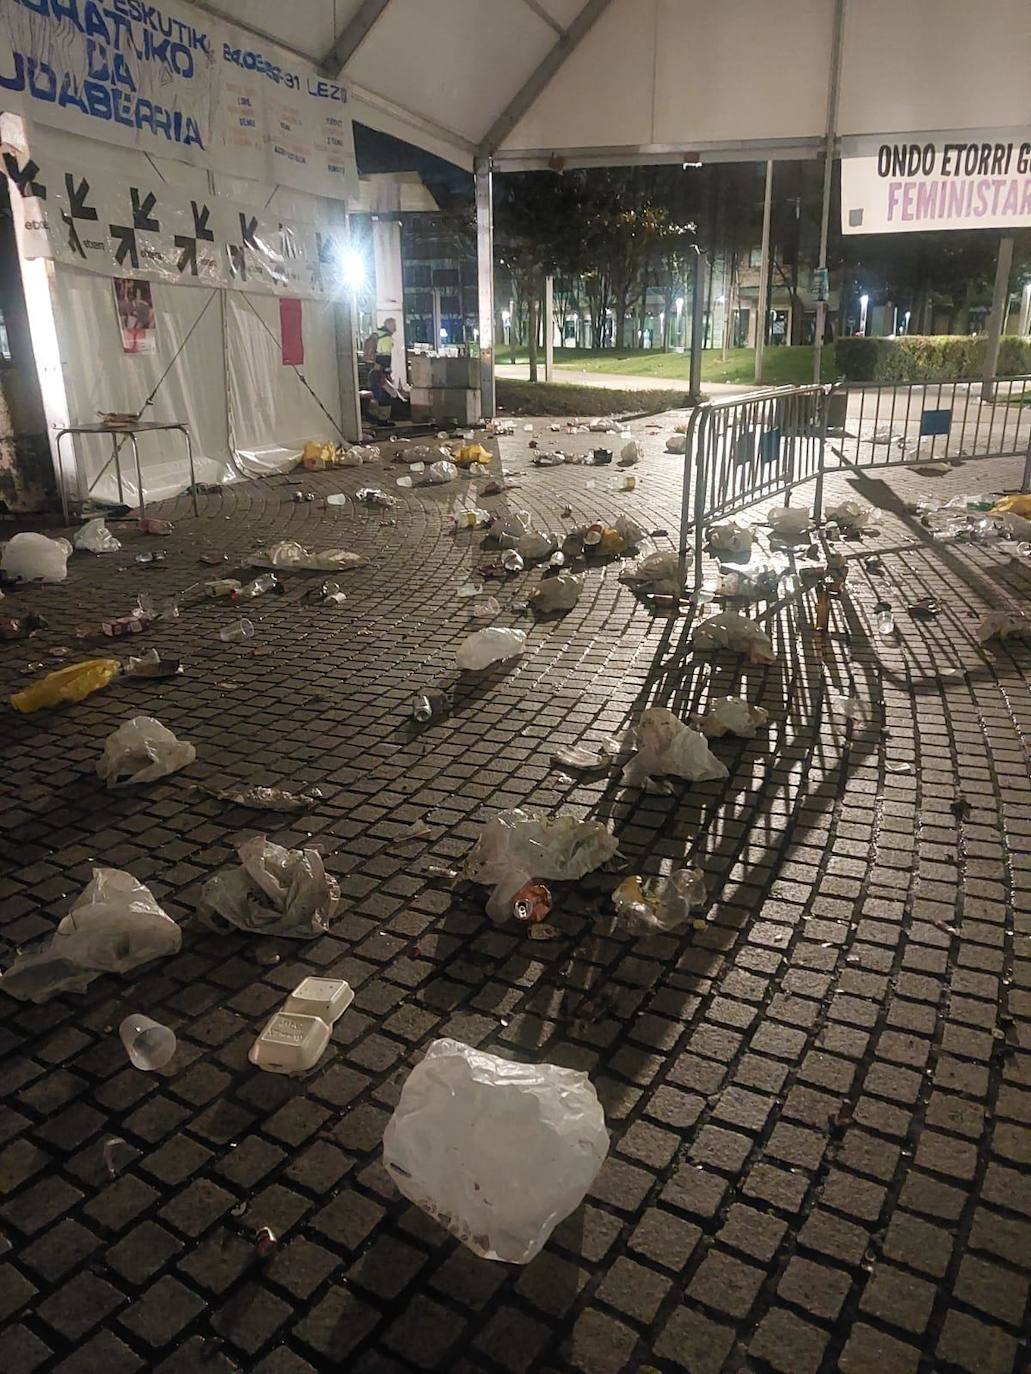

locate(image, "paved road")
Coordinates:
0 427 1028 1373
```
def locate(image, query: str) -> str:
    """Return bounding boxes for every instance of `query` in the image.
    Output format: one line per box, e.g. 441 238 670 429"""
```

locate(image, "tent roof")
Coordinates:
196 0 1030 172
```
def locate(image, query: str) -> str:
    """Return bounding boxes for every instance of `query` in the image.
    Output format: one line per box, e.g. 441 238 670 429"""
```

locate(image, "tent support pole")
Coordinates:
755 162 773 385
476 160 496 420
689 249 705 403
544 274 554 382
813 0 846 382
981 232 1015 402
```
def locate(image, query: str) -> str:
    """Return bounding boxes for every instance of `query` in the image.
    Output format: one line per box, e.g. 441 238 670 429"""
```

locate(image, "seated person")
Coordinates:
367 363 410 421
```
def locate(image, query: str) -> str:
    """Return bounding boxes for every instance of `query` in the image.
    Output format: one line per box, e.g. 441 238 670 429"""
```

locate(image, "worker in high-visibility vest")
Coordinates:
362 318 397 376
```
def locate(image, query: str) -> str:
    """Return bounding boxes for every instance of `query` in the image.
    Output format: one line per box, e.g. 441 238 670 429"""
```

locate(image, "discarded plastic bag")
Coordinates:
767 506 811 537
707 521 753 556
612 513 646 548
552 745 606 770
383 1038 608 1263
0 868 181 1003
989 510 1031 541
621 708 729 789
619 440 641 466
992 493 1031 518
612 868 706 933
620 549 681 596
665 433 686 454
825 500 871 531
2 532 73 582
692 611 776 664
517 529 559 562
97 716 197 787
454 443 491 467
11 658 120 714
693 695 770 738
530 572 582 613
463 808 619 920
976 611 1030 644
250 542 365 572
456 627 527 671
73 518 121 553
198 835 340 938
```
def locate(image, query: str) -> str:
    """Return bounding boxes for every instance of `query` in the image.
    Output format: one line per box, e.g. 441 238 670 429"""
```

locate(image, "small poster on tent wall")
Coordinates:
114 280 158 355
280 299 304 365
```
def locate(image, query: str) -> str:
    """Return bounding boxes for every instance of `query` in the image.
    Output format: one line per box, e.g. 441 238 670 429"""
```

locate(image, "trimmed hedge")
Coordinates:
836 334 1031 383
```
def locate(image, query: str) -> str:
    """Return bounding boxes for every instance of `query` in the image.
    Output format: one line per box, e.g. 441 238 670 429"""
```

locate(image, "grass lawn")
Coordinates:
501 344 835 386
496 379 689 416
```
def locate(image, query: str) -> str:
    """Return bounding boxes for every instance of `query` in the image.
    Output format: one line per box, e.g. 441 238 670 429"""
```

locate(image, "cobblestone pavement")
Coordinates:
1 420 1028 1374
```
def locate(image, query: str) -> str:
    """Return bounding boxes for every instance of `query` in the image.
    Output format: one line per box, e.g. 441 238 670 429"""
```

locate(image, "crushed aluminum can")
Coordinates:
512 882 552 924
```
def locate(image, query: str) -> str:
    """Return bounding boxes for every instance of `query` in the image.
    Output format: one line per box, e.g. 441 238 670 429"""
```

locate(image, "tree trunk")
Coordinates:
638 267 649 348
528 288 538 383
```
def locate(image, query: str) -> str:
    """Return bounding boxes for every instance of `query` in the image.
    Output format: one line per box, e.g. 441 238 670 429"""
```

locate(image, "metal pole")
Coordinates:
813 0 846 383
1019 281 1031 337
475 160 496 420
544 273 554 382
689 248 706 403
755 162 773 385
981 232 1015 403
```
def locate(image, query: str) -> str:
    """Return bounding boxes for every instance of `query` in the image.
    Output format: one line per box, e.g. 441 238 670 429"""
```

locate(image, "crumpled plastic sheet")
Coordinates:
619 440 641 466
767 505 811 536
693 695 770 738
612 867 706 933
1 532 72 582
612 513 646 547
383 1038 609 1263
397 460 459 488
250 542 365 571
530 572 582 613
707 521 754 555
665 433 687 454
456 627 527 671
621 708 730 790
96 716 197 788
463 808 619 919
73 518 121 553
976 611 1030 644
197 835 340 938
619 549 681 596
0 868 182 1003
692 611 776 664
825 500 871 530
516 529 560 562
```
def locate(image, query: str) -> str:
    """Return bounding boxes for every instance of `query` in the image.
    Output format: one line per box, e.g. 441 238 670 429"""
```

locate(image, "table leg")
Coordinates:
57 433 70 525
130 433 145 517
112 432 124 504
181 427 199 517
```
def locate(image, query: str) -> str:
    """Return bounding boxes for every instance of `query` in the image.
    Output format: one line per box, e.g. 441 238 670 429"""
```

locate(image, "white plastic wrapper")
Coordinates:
496 510 533 543
612 513 646 547
976 611 1030 643
198 835 340 938
621 708 729 790
250 542 365 571
0 868 181 1003
665 433 687 454
517 529 559 562
707 521 754 555
767 506 811 536
383 1039 609 1263
463 808 619 919
825 500 871 530
619 549 681 596
456 627 527 671
989 510 1031 541
73 518 122 553
612 867 706 933
692 611 776 664
96 716 197 788
530 572 582 613
589 418 614 433
619 440 642 466
693 695 770 739
1 532 73 582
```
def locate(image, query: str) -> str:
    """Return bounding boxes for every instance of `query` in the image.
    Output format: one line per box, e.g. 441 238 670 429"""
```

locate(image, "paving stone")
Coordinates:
4 1324 53 1374
380 1294 465 1369
627 1208 702 1271
596 1256 671 1323
839 1323 921 1374
748 1306 829 1374
881 1210 954 1277
474 1305 553 1373
952 1254 1029 1326
654 1305 736 1374
715 1203 788 1263
687 1249 766 1320
936 1309 1019 1374
37 1270 124 1339
294 1286 381 1362
52 1329 143 1374
859 1263 936 1334
118 1275 206 1348
777 1255 852 1319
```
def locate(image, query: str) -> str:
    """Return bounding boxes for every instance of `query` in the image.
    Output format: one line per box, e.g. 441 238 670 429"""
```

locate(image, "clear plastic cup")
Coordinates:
120 1014 176 1071
220 619 254 642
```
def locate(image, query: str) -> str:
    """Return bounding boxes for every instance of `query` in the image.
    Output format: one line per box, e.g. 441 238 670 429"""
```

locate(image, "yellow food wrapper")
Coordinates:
12 659 121 714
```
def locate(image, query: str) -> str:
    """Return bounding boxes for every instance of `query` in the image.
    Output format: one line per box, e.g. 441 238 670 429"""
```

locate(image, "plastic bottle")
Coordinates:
120 1014 176 1071
412 690 449 723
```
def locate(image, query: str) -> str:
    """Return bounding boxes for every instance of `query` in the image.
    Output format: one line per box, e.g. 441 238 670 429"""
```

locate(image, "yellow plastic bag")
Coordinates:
993 494 1031 517
596 527 627 557
11 659 120 714
453 444 491 468
300 441 335 471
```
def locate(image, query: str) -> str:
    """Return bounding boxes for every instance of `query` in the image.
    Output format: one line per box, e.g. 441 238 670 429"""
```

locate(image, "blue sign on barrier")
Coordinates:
920 408 952 436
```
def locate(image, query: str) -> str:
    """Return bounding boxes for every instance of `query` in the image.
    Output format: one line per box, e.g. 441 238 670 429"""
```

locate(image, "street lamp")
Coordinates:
859 292 870 336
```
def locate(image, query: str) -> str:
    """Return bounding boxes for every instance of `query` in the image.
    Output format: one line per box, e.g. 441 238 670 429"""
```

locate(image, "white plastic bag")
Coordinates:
198 835 340 938
589 418 614 433
456 627 527 671
463 808 619 919
767 506 811 537
424 460 459 485
250 542 364 571
73 518 122 553
619 440 641 466
97 716 196 788
692 611 776 664
825 500 871 530
0 868 181 1003
612 868 706 933
620 549 681 595
613 513 646 548
517 529 559 562
665 433 687 454
496 510 532 544
707 521 753 555
621 708 729 790
530 572 582 613
383 1038 609 1263
976 611 1030 644
693 695 770 738
1 532 73 582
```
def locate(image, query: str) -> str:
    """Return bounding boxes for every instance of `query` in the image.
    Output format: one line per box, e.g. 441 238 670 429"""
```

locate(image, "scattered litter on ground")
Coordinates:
612 868 706 933
693 696 770 738
0 868 182 1002
885 760 913 774
619 440 641 466
396 460 459 488
203 783 321 811
1 532 72 582
908 596 939 618
382 1038 609 1263
665 433 686 453
528 922 561 941
413 689 450 723
250 542 365 572
0 612 47 640
620 549 681 596
512 881 552 924
456 626 527 671
249 976 354 1074
11 658 121 713
138 516 174 535
355 487 398 508
123 649 183 679
767 505 811 537
198 835 340 938
468 595 502 619
449 509 493 532
97 715 197 787
103 1136 133 1177
621 708 729 789
463 808 619 920
120 1013 176 1071
530 572 582 614
206 578 241 598
692 611 776 663
976 610 1030 643
875 601 895 635
824 500 871 531
73 518 121 553
552 745 606 770
220 618 254 642
707 521 754 555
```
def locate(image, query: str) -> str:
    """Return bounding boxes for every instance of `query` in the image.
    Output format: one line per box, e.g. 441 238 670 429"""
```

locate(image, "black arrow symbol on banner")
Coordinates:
61 212 86 258
3 153 45 200
131 188 158 232
64 174 97 220
191 201 214 241
239 214 258 249
174 235 198 275
110 223 139 268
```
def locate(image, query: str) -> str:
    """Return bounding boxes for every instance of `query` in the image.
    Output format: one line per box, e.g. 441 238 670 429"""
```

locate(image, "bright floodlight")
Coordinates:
338 247 365 290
